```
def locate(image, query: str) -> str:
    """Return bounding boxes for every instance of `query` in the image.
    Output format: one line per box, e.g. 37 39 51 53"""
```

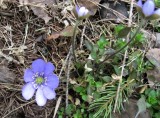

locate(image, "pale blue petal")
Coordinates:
142 0 155 17
46 74 59 89
32 59 45 73
24 69 34 82
137 0 142 8
43 86 56 100
36 87 47 106
22 82 35 100
76 5 79 14
44 62 55 76
78 7 88 17
153 9 160 16
84 9 89 15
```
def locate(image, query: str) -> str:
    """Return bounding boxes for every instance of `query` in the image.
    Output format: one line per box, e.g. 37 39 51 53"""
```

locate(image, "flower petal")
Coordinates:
43 86 56 100
32 59 46 73
46 74 59 89
142 0 155 17
78 7 88 17
76 5 80 14
84 9 89 16
22 82 35 100
44 62 55 76
153 9 160 16
24 69 34 82
36 87 47 106
137 0 143 8
150 9 160 20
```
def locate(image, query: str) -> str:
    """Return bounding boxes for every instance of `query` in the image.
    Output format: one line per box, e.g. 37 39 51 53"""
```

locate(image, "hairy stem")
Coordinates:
72 20 80 62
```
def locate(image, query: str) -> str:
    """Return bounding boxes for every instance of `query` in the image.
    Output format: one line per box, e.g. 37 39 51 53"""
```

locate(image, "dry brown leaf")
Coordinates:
113 99 151 118
46 26 78 41
19 0 56 23
76 0 100 15
75 98 80 105
146 48 160 69
0 65 16 83
30 6 51 24
60 26 78 37
146 48 160 82
46 33 60 41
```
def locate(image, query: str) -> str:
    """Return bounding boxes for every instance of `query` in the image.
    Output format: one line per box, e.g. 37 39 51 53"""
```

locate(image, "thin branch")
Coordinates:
65 54 72 109
0 50 20 64
71 20 80 62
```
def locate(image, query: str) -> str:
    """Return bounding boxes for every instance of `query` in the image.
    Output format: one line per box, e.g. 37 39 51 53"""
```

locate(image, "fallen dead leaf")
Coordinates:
19 0 56 23
46 33 60 41
146 48 160 82
146 48 160 69
75 98 80 105
113 99 151 118
46 26 78 41
60 26 78 37
0 65 16 83
30 6 51 24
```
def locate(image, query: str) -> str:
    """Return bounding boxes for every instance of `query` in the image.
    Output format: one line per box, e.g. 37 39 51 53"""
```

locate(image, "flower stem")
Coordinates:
72 20 80 62
99 19 145 66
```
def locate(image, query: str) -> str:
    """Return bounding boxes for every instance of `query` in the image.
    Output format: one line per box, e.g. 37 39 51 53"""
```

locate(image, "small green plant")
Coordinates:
144 88 160 118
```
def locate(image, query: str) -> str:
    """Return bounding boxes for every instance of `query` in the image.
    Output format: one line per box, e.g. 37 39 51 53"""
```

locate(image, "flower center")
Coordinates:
35 77 44 84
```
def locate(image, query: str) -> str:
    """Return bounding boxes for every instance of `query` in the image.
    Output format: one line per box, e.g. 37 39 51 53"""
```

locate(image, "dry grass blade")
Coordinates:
2 100 35 118
53 96 62 118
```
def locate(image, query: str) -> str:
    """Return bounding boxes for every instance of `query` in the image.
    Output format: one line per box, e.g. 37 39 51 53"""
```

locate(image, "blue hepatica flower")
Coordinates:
75 5 90 19
22 59 59 106
137 0 160 19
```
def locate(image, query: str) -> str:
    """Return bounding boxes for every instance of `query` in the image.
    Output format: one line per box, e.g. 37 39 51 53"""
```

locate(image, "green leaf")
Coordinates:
75 86 84 93
155 0 160 7
91 45 98 60
101 76 112 82
87 75 95 86
97 35 108 49
115 39 127 50
155 112 160 118
82 95 88 101
113 65 128 76
84 40 93 51
117 27 131 38
148 90 158 105
95 81 103 88
66 104 76 115
135 33 145 43
93 92 101 99
135 97 146 118
114 25 124 35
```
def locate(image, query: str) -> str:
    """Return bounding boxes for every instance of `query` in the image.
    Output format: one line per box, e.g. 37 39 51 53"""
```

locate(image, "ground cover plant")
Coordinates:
0 0 160 118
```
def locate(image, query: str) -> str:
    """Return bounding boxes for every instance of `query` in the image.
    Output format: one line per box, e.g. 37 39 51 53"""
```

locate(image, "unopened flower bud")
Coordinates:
136 0 160 20
73 5 90 20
